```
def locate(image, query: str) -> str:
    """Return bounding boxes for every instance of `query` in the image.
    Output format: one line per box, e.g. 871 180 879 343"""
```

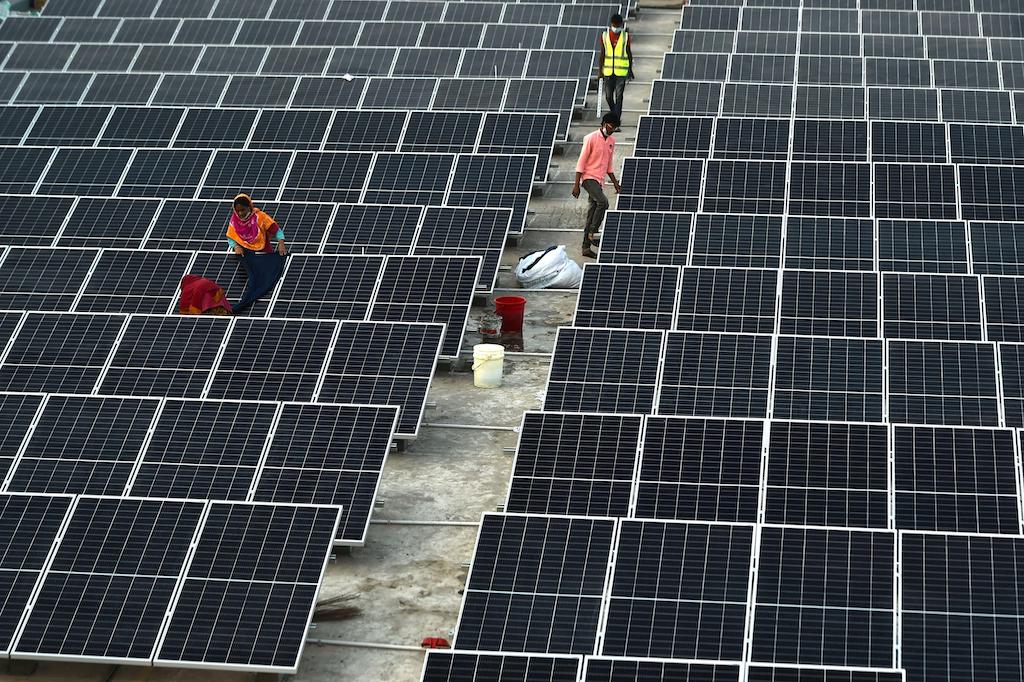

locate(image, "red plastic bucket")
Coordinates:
494 295 527 334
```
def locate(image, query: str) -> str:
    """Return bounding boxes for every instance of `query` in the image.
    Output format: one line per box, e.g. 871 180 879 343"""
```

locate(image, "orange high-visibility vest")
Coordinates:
601 31 629 77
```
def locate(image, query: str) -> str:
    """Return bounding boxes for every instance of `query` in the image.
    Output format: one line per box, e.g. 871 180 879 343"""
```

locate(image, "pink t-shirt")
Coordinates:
576 129 615 185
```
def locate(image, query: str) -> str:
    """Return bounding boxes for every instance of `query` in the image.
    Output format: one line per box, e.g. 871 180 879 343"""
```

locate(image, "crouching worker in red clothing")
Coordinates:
571 112 621 259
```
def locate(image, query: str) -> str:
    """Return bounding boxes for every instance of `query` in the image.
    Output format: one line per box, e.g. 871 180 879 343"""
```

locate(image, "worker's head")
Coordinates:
600 112 620 135
609 14 624 33
232 194 254 220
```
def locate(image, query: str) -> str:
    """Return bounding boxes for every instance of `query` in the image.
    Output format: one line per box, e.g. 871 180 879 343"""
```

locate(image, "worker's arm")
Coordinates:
608 171 621 193
572 136 593 198
272 223 287 255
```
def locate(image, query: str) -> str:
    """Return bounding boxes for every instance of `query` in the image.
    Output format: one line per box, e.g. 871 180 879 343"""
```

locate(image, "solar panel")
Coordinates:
271 254 383 319
13 73 91 105
878 219 969 273
752 527 896 667
970 221 1024 275
324 110 406 152
677 267 778 334
6 395 159 495
174 108 259 149
659 331 772 418
0 196 73 246
154 502 341 673
766 420 889 528
36 148 132 197
634 116 714 159
24 105 109 147
281 150 373 203
412 206 512 291
573 264 680 330
364 152 454 205
692 214 782 268
99 107 185 147
74 250 192 314
119 149 212 199
253 402 398 545
50 198 152 249
393 47 462 77
199 149 292 201
318 321 443 438
13 496 205 663
249 109 332 151
544 327 663 415
775 336 885 422
401 111 483 154
618 158 703 212
901 533 1024 682
367 255 480 358
454 513 615 654
128 399 271 501
882 273 983 340
502 79 577 138
422 652 582 682
597 211 692 266
584 658 742 682
151 74 228 106
0 492 73 655
432 77 506 111
636 416 762 523
780 269 879 336
446 153 536 233
782 218 872 270
894 425 1020 533
506 411 642 517
0 247 99 312
0 147 54 193
888 340 1000 426
98 315 230 398
206 319 336 402
0 392 42 473
603 520 753 660
322 203 422 255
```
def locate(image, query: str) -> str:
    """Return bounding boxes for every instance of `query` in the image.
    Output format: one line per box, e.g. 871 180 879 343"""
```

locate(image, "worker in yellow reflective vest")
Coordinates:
597 13 634 125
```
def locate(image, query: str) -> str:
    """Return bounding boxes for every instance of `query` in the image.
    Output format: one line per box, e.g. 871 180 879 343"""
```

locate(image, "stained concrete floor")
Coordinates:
0 5 682 682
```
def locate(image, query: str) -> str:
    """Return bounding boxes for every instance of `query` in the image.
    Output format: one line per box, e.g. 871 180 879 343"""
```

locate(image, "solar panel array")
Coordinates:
0 0 604 674
432 1 1024 681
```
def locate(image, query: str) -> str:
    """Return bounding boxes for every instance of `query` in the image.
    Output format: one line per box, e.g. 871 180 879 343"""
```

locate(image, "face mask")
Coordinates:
611 26 622 33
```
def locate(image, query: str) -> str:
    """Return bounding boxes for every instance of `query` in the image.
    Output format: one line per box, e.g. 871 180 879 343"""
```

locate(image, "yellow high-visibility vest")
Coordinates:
601 30 629 77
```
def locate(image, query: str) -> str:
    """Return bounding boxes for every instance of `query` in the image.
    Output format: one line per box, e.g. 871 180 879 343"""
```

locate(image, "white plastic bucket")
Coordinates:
472 343 505 388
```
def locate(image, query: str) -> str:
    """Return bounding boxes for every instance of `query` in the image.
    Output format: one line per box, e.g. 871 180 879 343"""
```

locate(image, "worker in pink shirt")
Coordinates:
571 112 621 259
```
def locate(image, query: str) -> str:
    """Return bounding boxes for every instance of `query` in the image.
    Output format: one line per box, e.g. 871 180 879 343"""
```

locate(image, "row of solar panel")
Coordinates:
680 3 1024 36
0 244 497 317
0 106 559 178
0 493 339 673
686 0 1007 8
0 148 536 231
0 72 579 129
649 81 1024 122
615 157 1024 220
507 410 1024 533
0 18 615 47
545 326 1024 429
661 54 1024 89
674 28 1024 58
0 195 509 256
635 116 1024 163
574 263 1024 342
440 512 1021 682
598 211 1024 274
423 652 906 682
0 42 595 84
0 312 445 434
455 514 902 666
0 394 396 544
41 0 628 21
